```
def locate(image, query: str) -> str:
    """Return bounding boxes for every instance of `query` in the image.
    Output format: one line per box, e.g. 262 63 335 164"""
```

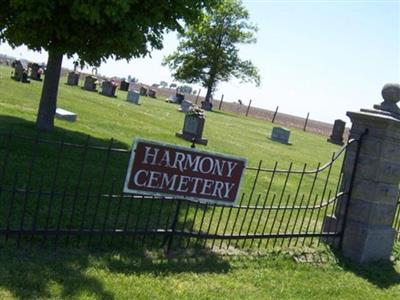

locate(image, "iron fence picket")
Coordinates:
211 205 225 249
66 135 90 246
110 192 124 245
203 203 217 248
316 190 332 247
77 179 94 247
227 193 245 249
5 172 18 243
54 177 69 249
31 176 45 246
302 194 320 247
0 132 369 251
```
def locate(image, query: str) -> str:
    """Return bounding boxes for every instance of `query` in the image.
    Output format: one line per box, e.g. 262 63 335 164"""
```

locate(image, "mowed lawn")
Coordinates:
0 65 340 167
0 65 399 299
0 65 343 199
0 246 399 300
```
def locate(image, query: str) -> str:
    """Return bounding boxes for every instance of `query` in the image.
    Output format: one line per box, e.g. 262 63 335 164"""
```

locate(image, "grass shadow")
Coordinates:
0 246 231 299
0 247 114 299
332 247 400 289
0 114 130 148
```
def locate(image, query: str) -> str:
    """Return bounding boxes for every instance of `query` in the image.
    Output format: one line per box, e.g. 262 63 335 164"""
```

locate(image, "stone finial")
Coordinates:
382 83 400 104
372 83 400 116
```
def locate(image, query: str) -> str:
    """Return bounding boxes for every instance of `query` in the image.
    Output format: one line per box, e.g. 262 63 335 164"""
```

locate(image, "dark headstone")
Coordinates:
29 63 43 81
120 80 129 91
100 80 117 97
270 127 291 144
148 89 157 98
83 75 97 91
201 101 213 111
139 86 148 96
176 113 208 145
127 90 140 104
179 100 193 113
176 93 185 104
67 72 79 86
11 60 30 83
328 119 346 145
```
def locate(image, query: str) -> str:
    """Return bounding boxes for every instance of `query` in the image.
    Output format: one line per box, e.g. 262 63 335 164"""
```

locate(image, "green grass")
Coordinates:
0 64 343 200
0 65 347 250
0 246 399 299
0 66 399 299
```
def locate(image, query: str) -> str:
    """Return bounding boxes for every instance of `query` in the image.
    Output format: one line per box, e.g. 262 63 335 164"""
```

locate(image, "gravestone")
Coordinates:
128 82 137 92
201 101 213 111
176 93 185 104
100 80 117 97
176 108 208 145
127 90 140 104
148 89 157 98
67 72 79 86
327 119 346 145
166 95 178 103
11 60 30 83
83 75 97 91
120 80 129 91
270 127 291 144
179 100 193 113
29 63 43 81
55 108 77 122
139 86 148 96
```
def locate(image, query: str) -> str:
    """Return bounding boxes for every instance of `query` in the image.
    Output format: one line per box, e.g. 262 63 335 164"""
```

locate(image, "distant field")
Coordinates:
131 83 338 137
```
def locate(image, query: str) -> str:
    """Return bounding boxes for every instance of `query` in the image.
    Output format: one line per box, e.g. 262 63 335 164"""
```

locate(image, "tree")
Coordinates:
177 85 193 94
163 0 260 110
159 81 168 88
0 0 219 131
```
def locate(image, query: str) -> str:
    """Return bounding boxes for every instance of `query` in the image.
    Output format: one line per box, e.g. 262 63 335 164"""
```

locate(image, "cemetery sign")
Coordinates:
124 139 247 204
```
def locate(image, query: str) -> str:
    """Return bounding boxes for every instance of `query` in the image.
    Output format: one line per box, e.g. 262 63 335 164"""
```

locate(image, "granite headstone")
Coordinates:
327 119 346 145
270 127 291 144
127 90 140 104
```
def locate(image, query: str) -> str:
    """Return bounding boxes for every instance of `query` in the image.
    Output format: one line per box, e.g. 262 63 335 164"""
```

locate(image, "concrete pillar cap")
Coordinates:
359 83 400 119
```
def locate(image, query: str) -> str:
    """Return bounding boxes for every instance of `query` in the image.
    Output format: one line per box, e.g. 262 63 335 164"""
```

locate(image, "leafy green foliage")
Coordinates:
160 80 169 88
177 84 193 94
0 0 220 130
0 0 219 66
163 0 260 102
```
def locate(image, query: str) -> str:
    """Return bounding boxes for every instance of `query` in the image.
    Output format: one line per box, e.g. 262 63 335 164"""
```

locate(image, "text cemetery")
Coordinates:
124 139 246 204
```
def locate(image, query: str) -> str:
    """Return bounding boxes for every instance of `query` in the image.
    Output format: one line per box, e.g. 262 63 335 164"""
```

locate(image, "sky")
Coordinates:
0 0 399 123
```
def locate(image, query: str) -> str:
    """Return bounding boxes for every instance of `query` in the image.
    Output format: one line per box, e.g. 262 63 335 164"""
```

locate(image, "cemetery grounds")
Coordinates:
0 65 399 299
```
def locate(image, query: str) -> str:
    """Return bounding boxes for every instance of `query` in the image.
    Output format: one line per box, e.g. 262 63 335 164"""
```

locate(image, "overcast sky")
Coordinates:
1 0 399 123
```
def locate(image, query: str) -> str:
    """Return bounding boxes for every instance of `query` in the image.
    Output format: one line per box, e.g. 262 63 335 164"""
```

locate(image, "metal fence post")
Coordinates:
272 106 279 123
165 199 182 254
218 94 224 110
303 112 310 131
246 100 252 117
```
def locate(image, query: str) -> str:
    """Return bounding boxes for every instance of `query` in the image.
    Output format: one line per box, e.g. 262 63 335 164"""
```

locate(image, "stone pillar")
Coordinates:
326 83 400 263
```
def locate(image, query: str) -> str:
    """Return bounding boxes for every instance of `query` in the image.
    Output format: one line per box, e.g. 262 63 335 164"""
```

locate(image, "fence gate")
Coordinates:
2 130 397 252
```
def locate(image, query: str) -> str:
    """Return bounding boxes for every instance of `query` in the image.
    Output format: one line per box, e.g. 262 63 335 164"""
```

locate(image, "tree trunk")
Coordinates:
205 85 213 103
201 85 214 111
36 50 63 131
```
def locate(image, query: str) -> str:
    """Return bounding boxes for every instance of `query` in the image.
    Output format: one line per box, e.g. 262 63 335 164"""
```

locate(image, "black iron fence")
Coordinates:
1 129 396 252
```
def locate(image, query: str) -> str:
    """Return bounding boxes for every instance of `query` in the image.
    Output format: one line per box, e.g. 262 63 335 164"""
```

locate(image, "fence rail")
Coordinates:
1 130 398 252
